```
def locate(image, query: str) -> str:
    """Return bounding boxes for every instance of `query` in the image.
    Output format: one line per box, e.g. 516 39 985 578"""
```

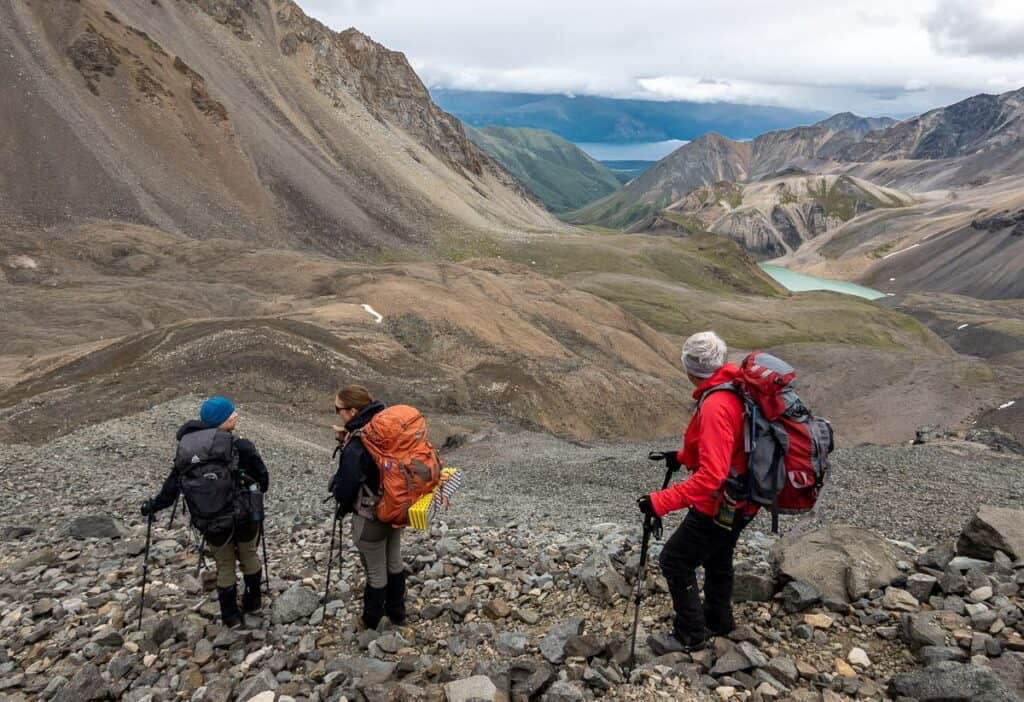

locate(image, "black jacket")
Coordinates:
330 401 386 515
150 420 269 512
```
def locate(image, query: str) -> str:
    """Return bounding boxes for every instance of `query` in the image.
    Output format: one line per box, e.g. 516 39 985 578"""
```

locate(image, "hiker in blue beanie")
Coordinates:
140 397 270 627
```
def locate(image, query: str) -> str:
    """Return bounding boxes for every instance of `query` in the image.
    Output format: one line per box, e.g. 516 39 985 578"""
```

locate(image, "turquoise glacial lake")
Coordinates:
759 264 886 301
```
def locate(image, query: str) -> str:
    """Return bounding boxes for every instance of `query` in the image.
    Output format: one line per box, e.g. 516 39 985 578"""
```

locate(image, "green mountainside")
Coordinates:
469 126 621 212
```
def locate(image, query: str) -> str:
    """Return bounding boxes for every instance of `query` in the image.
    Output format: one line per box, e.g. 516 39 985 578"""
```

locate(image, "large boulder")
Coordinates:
957 505 1024 560
889 662 1020 702
771 524 901 603
271 584 320 624
68 514 121 539
54 664 109 702
539 619 584 665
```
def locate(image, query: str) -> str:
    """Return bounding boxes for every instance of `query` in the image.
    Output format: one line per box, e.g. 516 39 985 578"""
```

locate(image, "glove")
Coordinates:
664 451 682 473
140 499 155 516
637 495 658 519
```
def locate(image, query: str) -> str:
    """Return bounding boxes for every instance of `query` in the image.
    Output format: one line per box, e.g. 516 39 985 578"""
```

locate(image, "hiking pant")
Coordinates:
208 523 262 589
658 508 751 641
352 514 403 589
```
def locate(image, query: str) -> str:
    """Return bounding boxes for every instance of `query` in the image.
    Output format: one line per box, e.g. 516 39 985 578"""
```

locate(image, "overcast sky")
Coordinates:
298 0 1024 117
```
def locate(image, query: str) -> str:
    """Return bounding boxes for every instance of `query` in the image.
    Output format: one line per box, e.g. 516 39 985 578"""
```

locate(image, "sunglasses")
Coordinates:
335 405 353 415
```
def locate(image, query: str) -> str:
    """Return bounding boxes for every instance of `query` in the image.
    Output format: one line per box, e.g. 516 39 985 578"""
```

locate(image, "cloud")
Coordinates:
298 0 1024 115
927 0 1024 59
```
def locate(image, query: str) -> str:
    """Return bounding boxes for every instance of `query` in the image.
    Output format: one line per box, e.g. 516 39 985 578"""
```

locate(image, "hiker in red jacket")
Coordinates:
637 331 757 652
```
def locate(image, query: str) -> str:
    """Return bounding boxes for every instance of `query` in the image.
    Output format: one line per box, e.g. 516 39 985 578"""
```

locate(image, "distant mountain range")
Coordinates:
467 127 620 213
432 89 829 143
569 91 1024 231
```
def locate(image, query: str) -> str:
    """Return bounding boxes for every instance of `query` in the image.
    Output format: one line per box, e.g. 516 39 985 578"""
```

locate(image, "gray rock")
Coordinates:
3 547 57 575
766 656 799 685
563 634 606 660
772 524 901 603
444 675 503 702
541 680 585 702
959 506 1024 560
901 612 947 650
919 646 969 665
539 618 583 664
907 573 939 601
510 660 554 700
711 642 754 676
780 581 822 613
236 670 278 702
68 514 120 539
919 546 956 571
577 550 629 602
496 631 528 656
889 662 1019 702
271 584 319 624
146 616 176 646
734 569 775 602
54 663 109 702
329 657 397 685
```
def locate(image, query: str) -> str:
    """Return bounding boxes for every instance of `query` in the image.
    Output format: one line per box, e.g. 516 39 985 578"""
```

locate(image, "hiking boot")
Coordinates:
217 585 242 628
648 631 707 655
361 585 387 630
242 571 262 613
385 571 407 625
704 610 735 638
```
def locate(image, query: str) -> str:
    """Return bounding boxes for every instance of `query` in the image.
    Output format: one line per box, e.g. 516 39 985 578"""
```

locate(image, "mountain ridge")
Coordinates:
0 0 557 257
467 126 621 213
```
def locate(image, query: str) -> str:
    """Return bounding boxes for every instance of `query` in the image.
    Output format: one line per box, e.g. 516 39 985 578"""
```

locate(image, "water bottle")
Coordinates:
249 483 264 523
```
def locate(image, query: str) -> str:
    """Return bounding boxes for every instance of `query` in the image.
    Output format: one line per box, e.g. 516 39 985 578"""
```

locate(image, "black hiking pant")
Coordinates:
658 508 752 642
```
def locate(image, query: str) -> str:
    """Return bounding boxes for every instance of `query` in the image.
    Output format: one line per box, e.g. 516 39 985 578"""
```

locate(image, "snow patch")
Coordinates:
957 324 969 330
882 243 921 260
5 255 38 270
361 304 383 324
998 400 1017 410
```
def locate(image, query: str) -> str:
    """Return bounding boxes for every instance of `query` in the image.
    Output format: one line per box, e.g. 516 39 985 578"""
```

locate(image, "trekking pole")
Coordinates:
627 452 676 670
322 502 341 619
137 510 155 631
167 495 179 529
260 522 271 596
194 533 207 579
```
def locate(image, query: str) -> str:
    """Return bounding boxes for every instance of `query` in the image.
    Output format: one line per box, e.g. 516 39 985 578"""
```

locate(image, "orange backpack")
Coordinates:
355 405 442 527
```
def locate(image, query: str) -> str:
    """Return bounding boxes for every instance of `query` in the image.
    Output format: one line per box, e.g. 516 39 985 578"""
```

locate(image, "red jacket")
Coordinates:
650 364 750 518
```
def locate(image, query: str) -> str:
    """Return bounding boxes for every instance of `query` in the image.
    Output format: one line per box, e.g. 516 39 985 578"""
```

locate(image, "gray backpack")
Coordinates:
174 428 239 534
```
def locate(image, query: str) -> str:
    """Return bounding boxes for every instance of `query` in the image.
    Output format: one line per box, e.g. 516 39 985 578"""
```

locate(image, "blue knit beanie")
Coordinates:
200 396 235 426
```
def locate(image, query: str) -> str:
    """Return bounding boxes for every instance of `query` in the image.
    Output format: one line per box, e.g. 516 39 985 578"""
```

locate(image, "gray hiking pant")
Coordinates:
208 523 261 589
351 515 403 589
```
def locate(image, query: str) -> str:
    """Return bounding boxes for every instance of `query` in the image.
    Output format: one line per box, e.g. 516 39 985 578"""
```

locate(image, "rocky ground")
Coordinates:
2 399 1024 701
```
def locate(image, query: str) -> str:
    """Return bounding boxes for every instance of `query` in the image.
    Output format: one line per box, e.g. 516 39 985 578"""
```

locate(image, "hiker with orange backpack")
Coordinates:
328 385 442 629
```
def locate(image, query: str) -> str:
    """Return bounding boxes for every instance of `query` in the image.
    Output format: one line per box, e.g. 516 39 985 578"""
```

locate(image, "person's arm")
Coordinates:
149 470 180 512
236 438 269 492
649 396 739 516
330 440 365 515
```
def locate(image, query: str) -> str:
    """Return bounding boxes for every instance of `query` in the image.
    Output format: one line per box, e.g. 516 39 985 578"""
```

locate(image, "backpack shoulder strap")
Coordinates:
696 381 742 411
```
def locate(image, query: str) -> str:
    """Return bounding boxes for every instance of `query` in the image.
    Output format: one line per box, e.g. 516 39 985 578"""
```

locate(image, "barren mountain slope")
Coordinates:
567 133 751 228
631 174 914 258
0 0 556 256
4 222 1008 446
839 88 1024 162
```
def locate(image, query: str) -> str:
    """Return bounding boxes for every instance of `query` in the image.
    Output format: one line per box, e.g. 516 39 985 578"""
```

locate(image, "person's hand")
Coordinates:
140 499 155 517
637 495 657 519
332 425 348 443
664 451 682 473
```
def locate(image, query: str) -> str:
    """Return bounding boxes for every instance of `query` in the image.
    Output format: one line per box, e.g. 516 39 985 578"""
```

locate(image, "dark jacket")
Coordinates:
330 401 386 515
150 420 269 513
